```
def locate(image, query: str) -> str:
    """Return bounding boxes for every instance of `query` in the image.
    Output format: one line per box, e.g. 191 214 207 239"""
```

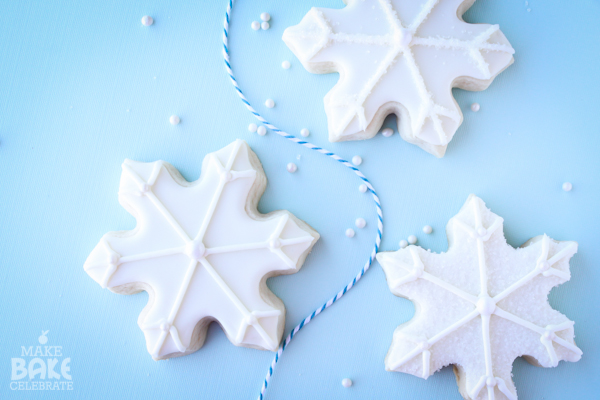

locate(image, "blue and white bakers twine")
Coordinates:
222 1 383 398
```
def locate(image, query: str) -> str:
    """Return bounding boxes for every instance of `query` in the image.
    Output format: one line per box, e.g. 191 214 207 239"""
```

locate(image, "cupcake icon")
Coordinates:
38 330 49 345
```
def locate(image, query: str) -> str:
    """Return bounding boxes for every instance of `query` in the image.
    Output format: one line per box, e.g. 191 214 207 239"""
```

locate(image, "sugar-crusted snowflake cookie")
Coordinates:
84 140 319 360
376 195 581 399
283 0 514 157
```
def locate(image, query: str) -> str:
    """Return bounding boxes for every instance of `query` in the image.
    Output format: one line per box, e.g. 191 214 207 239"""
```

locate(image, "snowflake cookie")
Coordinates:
376 195 581 399
283 0 514 157
84 140 319 360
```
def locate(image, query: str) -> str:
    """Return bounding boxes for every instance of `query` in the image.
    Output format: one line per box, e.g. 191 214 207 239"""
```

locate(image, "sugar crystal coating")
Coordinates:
377 195 581 400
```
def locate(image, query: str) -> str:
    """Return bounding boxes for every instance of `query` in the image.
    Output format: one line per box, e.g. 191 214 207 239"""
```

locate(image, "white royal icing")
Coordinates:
84 140 319 359
377 195 581 400
283 0 514 157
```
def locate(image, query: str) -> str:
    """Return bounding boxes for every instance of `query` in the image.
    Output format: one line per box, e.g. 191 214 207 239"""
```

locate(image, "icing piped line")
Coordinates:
222 2 384 398
122 162 192 242
407 0 439 33
383 196 581 397
388 309 480 370
199 258 278 350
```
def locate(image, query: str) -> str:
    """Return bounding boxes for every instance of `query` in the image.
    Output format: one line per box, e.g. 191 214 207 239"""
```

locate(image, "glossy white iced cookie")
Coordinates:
283 0 514 157
376 195 581 400
84 140 319 360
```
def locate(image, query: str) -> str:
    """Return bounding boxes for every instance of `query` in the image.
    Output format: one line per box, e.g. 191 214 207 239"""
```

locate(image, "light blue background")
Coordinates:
1 0 598 398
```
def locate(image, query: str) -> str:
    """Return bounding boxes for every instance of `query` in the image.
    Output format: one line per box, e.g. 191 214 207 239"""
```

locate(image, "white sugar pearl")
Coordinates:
287 163 297 173
352 155 362 166
257 126 267 136
355 218 366 229
382 128 393 137
300 128 309 137
169 115 180 125
261 21 270 30
260 12 271 22
359 184 368 193
248 123 258 133
471 103 480 112
265 99 275 108
408 235 417 245
341 378 353 388
251 21 260 31
345 228 355 238
282 60 291 69
399 240 408 249
423 225 433 234
562 182 573 192
141 16 153 26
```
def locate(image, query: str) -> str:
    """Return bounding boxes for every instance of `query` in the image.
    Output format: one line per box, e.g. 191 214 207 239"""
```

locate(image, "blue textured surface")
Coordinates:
1 0 598 399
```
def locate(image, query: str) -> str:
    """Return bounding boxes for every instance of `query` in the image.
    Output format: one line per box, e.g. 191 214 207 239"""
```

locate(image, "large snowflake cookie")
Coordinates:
283 0 514 157
84 140 319 360
376 195 581 399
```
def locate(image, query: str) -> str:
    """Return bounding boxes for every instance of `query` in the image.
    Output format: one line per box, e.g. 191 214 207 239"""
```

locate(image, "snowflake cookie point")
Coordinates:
376 195 581 399
84 140 319 360
283 0 514 157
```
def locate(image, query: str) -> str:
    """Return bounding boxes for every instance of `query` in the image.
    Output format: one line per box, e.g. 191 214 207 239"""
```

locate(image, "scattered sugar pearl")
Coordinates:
248 123 258 133
300 128 310 137
562 182 573 192
352 155 362 166
141 16 153 26
265 99 275 108
169 115 180 125
423 225 433 234
341 378 353 388
408 235 417 245
355 218 366 229
257 126 267 136
399 240 408 249
282 60 291 69
260 12 271 22
261 21 270 30
345 228 355 238
382 128 393 137
471 103 480 112
359 184 368 193
251 21 260 31
286 163 297 173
